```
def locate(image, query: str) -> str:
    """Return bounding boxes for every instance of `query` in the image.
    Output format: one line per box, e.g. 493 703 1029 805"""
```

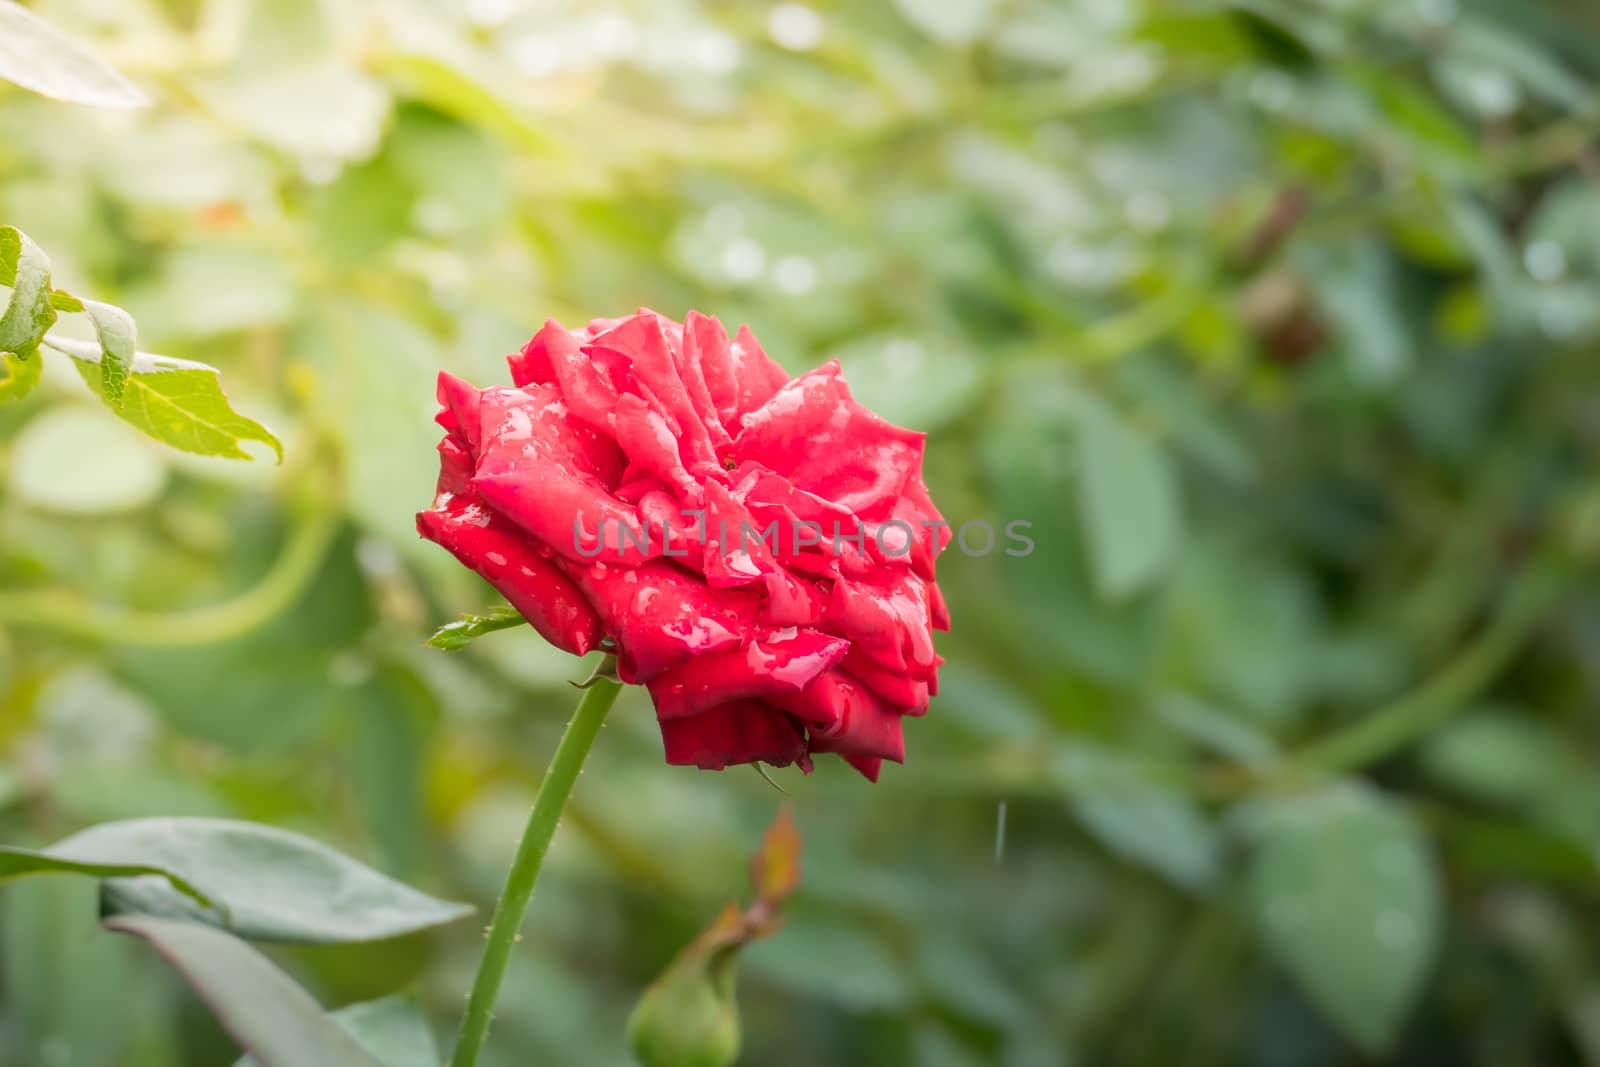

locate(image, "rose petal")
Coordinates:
803 676 906 762
678 311 736 456
660 700 808 770
735 362 924 521
690 479 793 589
472 385 651 565
770 669 911 757
692 315 787 436
506 331 554 388
841 650 932 715
843 755 883 782
587 313 720 474
759 569 824 627
435 436 474 498
417 504 601 656
729 325 790 419
565 560 760 682
826 571 938 674
646 629 849 720
929 583 951 633
426 312 948 781
512 320 618 432
435 372 483 457
895 474 951 580
613 393 698 496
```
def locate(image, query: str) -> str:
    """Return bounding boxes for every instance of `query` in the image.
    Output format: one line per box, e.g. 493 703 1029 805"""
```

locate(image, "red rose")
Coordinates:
418 310 950 780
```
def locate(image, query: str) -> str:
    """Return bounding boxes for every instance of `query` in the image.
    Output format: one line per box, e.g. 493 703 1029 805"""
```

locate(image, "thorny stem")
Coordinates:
450 657 622 1067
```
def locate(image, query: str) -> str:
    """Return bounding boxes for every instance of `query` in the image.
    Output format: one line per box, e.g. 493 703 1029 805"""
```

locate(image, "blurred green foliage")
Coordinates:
4 0 1600 1064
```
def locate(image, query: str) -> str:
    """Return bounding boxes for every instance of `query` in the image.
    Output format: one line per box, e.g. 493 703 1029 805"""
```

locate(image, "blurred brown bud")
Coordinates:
1242 270 1327 367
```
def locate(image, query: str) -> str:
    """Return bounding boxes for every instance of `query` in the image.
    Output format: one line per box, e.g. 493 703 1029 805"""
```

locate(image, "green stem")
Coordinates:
450 660 622 1067
0 509 340 647
1285 562 1563 776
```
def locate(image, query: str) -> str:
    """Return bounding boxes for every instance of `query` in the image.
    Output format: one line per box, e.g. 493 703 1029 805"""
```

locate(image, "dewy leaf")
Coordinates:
1247 784 1442 1055
0 0 151 109
3 817 472 943
50 338 283 461
81 299 136 408
425 603 527 650
234 995 441 1067
0 348 42 403
0 226 57 356
105 917 386 1067
1072 397 1181 601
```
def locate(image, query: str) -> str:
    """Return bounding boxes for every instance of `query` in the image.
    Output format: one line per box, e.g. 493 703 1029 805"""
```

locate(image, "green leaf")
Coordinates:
0 0 150 108
1421 713 1600 842
1421 713 1566 806
746 916 911 1010
425 604 527 650
51 339 283 461
0 226 57 356
1152 690 1278 766
1117 359 1256 487
1303 242 1412 385
105 916 386 1067
0 348 42 403
350 668 434 877
2 877 158 1066
375 53 565 157
1073 398 1181 600
1451 17 1591 112
0 845 211 905
82 299 136 408
1356 68 1479 163
1247 785 1442 1055
828 334 982 431
235 995 441 1067
1056 744 1221 891
0 817 472 943
7 405 168 514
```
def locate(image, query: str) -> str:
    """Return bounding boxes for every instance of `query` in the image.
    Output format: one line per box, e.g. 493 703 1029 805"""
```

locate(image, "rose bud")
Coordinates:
418 310 950 778
627 807 801 1067
626 913 743 1067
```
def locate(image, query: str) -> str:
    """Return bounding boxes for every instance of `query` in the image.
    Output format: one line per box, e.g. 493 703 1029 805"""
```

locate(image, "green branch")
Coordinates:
1284 562 1564 777
0 510 340 647
450 662 622 1067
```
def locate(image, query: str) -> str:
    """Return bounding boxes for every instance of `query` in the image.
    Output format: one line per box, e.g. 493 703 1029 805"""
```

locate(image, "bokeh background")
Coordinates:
4 0 1600 1064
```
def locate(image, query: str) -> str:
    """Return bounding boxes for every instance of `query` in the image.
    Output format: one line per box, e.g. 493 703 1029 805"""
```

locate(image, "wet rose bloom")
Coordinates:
418 310 949 780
